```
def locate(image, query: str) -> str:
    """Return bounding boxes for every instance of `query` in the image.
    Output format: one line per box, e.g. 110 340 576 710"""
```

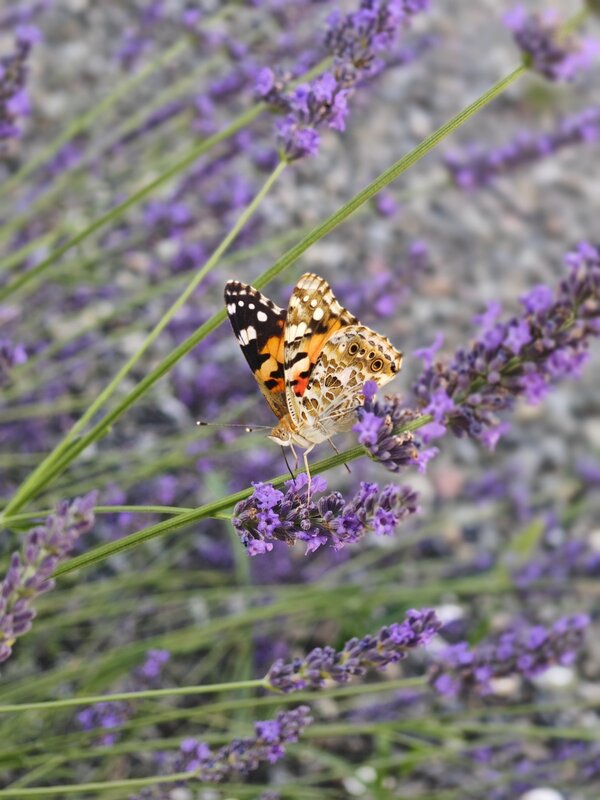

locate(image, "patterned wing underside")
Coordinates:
296 326 403 437
224 280 287 419
284 273 358 426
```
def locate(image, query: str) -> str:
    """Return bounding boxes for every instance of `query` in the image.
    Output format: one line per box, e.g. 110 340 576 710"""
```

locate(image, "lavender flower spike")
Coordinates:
232 473 419 555
504 6 600 82
77 648 171 746
353 381 427 473
430 614 589 697
1 24 41 144
175 706 312 781
267 609 441 692
444 107 600 191
412 242 600 451
0 492 97 663
259 0 432 160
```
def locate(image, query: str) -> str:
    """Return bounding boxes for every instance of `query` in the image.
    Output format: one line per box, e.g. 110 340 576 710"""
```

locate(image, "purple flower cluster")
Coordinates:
0 23 41 144
412 242 600 450
325 0 431 76
116 0 166 70
0 492 97 663
266 609 440 692
504 6 600 82
76 648 170 746
514 539 600 590
232 473 419 555
175 706 312 781
0 339 27 385
430 614 590 696
444 107 600 190
257 0 431 159
353 381 436 473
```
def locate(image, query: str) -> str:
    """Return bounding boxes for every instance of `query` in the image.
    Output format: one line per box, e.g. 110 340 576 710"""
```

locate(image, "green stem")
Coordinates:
0 678 266 714
0 772 194 797
53 414 436 576
2 160 285 517
1 64 526 519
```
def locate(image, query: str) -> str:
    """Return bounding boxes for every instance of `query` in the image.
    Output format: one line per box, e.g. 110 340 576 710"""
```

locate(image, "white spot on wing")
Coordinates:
257 310 268 322
238 326 257 345
227 304 236 314
313 307 324 321
238 300 244 307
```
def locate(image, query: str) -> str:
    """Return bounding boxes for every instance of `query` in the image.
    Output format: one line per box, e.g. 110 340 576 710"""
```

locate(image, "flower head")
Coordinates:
430 615 589 696
354 390 423 472
444 108 600 190
259 0 432 160
412 242 600 450
233 475 419 555
504 6 600 81
1 25 40 144
1 493 97 663
175 706 312 781
267 609 440 692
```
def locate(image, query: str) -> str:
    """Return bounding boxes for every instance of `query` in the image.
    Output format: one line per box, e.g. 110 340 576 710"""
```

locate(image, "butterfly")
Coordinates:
224 272 403 496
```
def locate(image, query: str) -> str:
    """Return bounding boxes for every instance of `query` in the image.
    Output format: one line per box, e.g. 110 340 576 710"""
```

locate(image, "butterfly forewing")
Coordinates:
224 280 287 419
283 273 357 427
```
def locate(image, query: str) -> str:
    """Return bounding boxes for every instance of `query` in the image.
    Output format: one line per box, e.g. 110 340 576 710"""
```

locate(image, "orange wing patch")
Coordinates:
284 273 357 399
224 281 288 419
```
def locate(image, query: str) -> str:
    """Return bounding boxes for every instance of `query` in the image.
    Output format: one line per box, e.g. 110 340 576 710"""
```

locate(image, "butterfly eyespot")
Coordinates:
371 359 384 372
348 342 360 356
367 351 375 360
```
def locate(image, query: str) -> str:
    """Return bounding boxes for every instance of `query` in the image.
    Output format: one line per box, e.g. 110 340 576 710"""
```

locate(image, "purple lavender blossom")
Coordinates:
259 0 431 160
0 493 97 663
0 339 27 384
504 6 600 82
116 1 165 70
325 0 431 77
430 615 589 696
444 107 600 190
412 242 600 450
76 700 130 747
0 24 40 144
76 648 171 746
514 539 600 590
232 473 419 555
353 383 423 472
266 609 440 692
137 648 171 680
172 706 312 782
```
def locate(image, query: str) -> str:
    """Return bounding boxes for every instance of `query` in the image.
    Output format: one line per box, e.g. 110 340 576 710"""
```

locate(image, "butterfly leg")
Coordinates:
289 442 300 474
327 437 352 475
302 445 315 506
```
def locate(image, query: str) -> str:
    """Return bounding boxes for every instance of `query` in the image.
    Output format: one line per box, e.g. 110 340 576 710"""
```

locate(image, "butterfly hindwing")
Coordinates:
224 280 287 419
283 273 357 426
297 325 403 434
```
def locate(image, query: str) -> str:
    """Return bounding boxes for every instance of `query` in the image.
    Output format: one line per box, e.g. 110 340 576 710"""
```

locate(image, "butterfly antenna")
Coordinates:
281 447 296 480
328 438 352 474
196 420 271 433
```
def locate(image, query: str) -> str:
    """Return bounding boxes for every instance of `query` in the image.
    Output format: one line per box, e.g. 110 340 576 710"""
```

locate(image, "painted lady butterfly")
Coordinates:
225 273 403 489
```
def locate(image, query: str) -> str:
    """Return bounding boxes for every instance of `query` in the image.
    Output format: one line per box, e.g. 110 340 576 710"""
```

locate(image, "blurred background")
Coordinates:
1 1 600 797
